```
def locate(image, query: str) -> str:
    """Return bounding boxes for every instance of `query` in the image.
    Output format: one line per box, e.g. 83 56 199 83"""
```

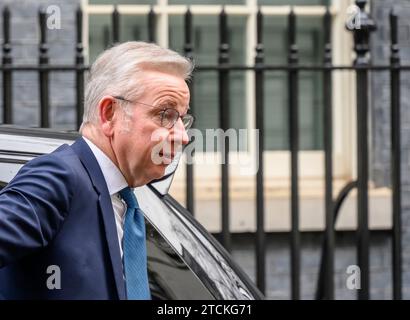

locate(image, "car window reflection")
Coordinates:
146 223 214 300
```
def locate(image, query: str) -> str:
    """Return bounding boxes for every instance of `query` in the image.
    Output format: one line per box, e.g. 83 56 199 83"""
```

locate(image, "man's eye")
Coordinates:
159 104 174 110
156 111 165 120
155 105 168 115
163 110 174 120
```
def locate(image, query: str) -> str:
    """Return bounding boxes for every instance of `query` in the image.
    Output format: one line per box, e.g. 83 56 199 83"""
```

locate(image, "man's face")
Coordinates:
110 70 190 187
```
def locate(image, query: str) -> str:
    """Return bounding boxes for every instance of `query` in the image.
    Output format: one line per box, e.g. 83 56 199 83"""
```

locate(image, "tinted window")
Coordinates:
146 223 214 299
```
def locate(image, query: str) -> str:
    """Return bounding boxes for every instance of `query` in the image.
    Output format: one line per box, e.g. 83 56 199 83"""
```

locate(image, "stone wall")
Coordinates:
370 0 410 299
228 231 392 299
0 0 80 129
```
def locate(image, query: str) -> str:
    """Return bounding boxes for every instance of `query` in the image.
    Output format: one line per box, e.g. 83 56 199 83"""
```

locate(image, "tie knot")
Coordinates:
119 187 139 209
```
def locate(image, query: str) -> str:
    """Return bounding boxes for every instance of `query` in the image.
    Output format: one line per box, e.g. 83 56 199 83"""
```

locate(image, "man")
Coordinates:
0 41 194 299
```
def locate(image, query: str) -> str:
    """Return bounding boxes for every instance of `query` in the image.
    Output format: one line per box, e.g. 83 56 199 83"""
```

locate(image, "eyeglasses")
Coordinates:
113 95 194 130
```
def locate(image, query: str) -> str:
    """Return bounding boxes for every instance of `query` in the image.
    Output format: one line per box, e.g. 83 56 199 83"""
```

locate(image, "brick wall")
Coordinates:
230 231 392 299
0 0 80 129
370 0 410 299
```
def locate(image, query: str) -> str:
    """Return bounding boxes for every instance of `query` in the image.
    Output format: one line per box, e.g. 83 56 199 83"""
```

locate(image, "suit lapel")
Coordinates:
71 137 126 300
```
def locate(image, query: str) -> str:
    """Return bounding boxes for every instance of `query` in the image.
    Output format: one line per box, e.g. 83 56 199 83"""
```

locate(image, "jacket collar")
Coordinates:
71 136 126 300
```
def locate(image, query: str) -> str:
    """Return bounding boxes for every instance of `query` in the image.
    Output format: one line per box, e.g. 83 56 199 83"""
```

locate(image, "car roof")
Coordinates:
0 125 79 140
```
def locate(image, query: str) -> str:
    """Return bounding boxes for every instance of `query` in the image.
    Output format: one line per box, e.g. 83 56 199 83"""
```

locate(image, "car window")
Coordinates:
146 223 214 300
137 186 258 300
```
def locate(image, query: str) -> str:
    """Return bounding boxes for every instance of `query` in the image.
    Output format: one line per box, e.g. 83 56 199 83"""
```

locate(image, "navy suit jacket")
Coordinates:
0 137 127 299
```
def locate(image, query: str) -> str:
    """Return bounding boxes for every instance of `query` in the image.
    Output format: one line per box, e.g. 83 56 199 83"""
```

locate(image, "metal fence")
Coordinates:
1 0 409 300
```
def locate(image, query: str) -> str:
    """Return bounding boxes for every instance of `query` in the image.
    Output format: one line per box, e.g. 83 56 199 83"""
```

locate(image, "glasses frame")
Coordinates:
113 95 194 130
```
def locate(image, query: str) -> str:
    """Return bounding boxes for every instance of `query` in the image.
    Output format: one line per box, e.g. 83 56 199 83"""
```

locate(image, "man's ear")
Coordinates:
99 96 116 137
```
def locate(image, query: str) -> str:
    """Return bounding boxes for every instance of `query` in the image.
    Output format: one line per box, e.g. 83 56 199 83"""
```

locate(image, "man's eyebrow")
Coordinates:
159 99 190 111
155 97 190 112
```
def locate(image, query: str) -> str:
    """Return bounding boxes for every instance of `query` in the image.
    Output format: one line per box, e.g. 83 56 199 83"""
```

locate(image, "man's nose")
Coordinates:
175 118 189 145
173 118 190 145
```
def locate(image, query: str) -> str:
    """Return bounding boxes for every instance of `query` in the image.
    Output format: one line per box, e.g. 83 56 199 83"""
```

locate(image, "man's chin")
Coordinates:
130 166 167 187
149 165 167 182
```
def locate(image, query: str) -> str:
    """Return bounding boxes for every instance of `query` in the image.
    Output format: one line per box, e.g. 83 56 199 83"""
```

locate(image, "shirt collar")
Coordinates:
82 136 128 196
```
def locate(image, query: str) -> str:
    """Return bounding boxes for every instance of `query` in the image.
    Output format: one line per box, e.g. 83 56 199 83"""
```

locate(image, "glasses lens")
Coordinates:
161 109 194 129
161 109 179 129
182 114 194 129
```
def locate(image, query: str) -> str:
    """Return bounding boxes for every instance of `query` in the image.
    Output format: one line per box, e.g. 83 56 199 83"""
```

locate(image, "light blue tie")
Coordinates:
119 187 151 300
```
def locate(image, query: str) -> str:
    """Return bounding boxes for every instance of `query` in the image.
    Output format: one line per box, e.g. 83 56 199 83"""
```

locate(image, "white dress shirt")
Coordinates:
83 137 128 259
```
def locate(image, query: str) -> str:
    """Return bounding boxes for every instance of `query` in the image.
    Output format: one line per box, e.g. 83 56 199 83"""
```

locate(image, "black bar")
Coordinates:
184 8 193 58
316 180 358 299
2 6 12 124
194 65 410 71
112 5 120 44
356 63 370 300
390 8 402 301
184 8 195 216
104 25 110 49
1 64 410 72
346 0 376 300
218 8 231 252
255 8 266 295
322 6 334 300
76 6 85 130
148 7 156 43
288 8 300 300
38 9 49 128
0 65 90 71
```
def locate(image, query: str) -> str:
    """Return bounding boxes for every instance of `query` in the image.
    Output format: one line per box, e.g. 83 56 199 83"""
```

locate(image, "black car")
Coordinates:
0 126 264 300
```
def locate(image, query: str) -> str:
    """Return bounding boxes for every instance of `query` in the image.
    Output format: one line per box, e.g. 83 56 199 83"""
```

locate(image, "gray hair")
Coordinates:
79 41 194 132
